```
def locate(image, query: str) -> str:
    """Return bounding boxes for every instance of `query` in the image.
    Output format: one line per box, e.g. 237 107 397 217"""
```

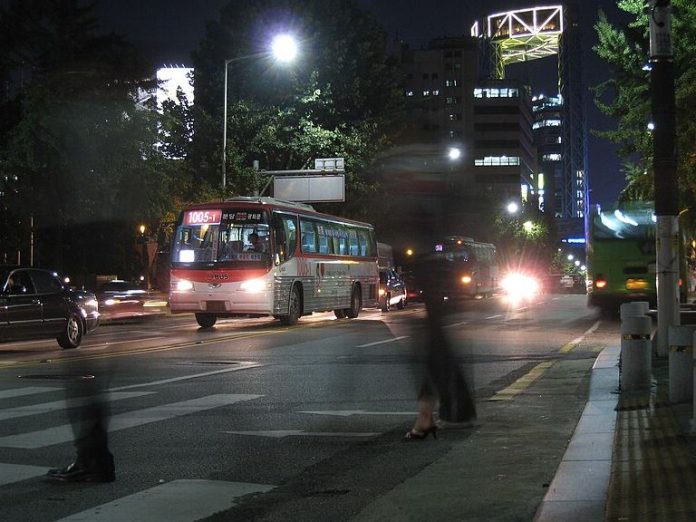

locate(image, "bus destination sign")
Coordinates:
184 209 222 226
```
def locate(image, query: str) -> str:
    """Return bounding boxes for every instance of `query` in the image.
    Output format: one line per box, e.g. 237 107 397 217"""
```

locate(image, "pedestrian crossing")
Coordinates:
0 382 274 521
0 393 262 449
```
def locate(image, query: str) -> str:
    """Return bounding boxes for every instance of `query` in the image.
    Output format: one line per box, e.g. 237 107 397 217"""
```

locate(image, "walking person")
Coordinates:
47 360 115 483
404 251 477 440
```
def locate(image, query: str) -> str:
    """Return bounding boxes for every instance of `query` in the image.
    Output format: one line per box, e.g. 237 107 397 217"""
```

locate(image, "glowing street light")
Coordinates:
406 248 414 256
523 220 534 233
506 202 519 214
222 33 299 191
271 33 298 63
448 147 462 161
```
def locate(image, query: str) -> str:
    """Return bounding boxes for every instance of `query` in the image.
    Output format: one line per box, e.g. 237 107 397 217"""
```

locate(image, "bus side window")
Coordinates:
300 219 317 253
273 213 297 263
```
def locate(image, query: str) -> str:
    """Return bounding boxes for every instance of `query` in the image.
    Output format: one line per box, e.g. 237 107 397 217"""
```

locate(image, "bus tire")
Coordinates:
334 309 346 319
280 285 301 326
345 286 362 318
196 313 217 328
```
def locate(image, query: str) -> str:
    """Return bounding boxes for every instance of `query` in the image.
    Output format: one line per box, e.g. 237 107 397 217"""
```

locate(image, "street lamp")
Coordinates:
222 33 299 192
506 202 519 214
447 147 462 161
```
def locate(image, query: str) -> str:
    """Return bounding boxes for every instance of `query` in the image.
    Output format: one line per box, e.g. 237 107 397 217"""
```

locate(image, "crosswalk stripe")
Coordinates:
0 394 263 449
54 479 274 522
0 462 49 486
0 387 62 400
0 391 155 422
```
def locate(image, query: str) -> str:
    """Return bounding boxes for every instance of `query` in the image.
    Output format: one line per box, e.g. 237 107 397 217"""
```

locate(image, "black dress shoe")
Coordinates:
47 454 115 483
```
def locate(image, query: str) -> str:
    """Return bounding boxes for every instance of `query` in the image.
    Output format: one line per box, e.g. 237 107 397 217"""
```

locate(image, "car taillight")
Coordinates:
595 274 607 289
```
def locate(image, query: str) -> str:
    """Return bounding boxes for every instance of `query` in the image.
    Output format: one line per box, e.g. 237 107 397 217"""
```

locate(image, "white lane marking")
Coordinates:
298 410 416 417
0 387 62 400
55 479 275 522
0 391 155 422
444 321 469 328
0 394 262 449
109 362 262 391
0 462 49 486
356 336 409 347
485 314 503 319
223 430 380 438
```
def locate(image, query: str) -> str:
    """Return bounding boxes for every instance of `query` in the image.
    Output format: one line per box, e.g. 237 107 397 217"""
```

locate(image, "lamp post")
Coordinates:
222 33 298 192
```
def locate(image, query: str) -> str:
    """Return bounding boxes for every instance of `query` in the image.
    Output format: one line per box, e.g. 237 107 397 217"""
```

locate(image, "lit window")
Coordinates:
423 90 431 96
432 89 440 96
542 153 562 161
406 90 414 97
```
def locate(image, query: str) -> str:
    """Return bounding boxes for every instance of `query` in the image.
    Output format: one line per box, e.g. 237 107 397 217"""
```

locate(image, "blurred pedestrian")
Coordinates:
404 251 477 440
47 360 115 483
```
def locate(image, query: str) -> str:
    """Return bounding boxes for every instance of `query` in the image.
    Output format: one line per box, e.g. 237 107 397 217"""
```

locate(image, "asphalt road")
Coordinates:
0 293 617 521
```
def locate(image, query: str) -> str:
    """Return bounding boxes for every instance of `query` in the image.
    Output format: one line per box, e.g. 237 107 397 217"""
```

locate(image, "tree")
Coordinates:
190 0 403 222
592 0 696 218
0 0 190 278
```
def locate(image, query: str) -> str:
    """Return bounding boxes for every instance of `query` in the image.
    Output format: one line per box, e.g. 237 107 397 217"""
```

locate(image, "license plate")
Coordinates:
206 300 226 312
626 279 648 291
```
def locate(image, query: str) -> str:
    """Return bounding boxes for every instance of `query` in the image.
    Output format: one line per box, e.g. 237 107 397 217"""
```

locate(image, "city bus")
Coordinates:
169 197 379 327
585 202 686 314
433 236 498 299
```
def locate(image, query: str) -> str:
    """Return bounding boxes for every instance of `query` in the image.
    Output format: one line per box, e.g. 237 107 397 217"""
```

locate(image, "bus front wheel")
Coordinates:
280 285 301 326
334 309 346 319
345 286 362 319
196 313 217 328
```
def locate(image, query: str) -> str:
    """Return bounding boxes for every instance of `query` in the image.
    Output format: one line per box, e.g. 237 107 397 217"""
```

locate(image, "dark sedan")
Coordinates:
0 266 99 349
379 268 407 312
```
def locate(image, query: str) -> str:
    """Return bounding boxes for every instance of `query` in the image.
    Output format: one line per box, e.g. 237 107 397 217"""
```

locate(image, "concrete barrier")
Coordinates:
668 325 695 404
620 302 652 392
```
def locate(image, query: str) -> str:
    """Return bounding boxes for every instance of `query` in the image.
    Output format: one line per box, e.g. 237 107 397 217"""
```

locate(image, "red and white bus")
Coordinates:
169 197 379 327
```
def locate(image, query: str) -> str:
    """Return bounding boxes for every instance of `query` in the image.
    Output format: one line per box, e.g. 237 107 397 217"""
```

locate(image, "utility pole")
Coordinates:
649 0 679 357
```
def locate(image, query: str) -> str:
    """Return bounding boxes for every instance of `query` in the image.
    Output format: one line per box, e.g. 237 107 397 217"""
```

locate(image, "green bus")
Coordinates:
586 202 686 315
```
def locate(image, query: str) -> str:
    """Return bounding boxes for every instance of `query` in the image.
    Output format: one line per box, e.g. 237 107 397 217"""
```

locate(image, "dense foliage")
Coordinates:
593 0 696 214
190 0 404 221
0 0 404 281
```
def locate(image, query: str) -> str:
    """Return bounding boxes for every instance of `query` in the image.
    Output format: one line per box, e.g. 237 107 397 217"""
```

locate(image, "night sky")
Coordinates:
95 0 630 208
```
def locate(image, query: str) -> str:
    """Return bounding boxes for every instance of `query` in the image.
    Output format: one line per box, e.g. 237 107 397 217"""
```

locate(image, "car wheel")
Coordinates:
334 309 346 319
381 293 391 312
280 285 301 326
397 295 406 309
345 286 362 318
57 313 83 349
195 313 217 328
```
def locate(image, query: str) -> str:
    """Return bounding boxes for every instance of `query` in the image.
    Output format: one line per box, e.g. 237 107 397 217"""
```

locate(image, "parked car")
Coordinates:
0 266 99 349
379 268 407 312
96 280 149 320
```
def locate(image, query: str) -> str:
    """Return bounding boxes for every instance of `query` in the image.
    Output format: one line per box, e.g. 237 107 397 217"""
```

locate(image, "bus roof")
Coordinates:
182 197 374 228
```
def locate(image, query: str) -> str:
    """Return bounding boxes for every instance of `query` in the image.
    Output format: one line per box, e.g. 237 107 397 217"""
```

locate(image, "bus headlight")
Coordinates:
176 280 194 291
240 278 267 293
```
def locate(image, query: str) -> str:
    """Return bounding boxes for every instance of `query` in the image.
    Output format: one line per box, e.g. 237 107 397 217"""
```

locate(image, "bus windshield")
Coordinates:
171 208 271 266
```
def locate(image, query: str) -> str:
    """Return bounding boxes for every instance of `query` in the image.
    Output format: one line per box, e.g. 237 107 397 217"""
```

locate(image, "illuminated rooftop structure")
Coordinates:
472 4 587 239
471 5 563 79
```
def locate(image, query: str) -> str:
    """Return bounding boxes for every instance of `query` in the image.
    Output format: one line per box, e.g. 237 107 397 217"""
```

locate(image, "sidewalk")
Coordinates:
354 344 696 521
605 353 696 521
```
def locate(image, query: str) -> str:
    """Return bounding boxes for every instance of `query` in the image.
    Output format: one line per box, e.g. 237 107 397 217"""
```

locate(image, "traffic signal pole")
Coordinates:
649 0 680 359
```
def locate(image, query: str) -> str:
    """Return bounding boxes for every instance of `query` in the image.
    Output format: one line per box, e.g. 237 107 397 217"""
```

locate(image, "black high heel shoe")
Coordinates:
403 425 438 441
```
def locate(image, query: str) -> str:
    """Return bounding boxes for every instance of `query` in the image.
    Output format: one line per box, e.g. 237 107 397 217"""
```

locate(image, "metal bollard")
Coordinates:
620 301 650 321
620 312 652 391
668 325 695 404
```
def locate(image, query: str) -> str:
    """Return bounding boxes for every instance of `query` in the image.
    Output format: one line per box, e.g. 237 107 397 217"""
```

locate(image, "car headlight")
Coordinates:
461 275 472 284
379 288 386 296
239 278 268 293
175 280 194 291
